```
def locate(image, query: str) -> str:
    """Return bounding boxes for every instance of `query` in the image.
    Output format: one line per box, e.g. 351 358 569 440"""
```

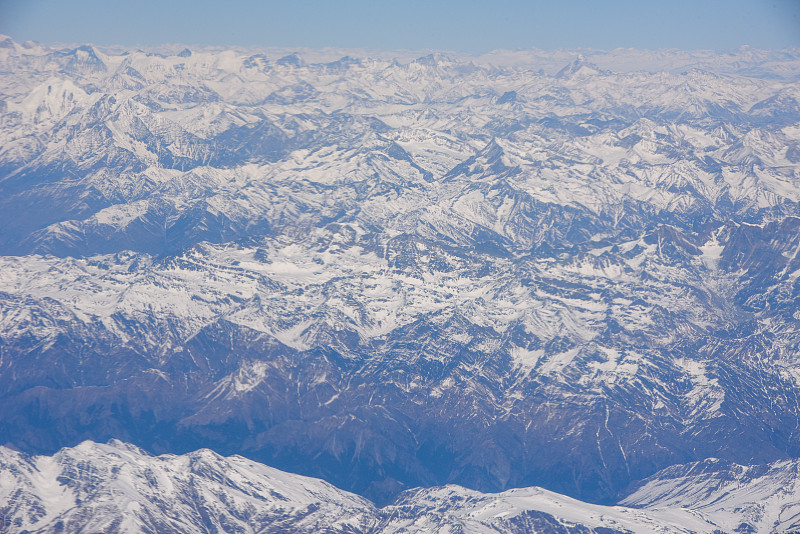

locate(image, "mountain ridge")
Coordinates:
1 36 800 508
6 439 798 533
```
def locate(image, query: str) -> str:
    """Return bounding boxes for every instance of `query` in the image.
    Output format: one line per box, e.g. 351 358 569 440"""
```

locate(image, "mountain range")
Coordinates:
4 440 800 533
1 35 800 531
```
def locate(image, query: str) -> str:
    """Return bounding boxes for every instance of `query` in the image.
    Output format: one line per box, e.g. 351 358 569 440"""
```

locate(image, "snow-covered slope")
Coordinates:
380 484 715 533
0 440 377 533
6 440 794 534
1 35 800 507
622 458 800 534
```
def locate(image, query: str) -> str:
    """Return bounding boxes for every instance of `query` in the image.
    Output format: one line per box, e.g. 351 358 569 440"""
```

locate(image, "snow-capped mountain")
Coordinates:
622 457 800 533
1 34 800 513
0 440 377 533
5 440 796 533
380 483 715 533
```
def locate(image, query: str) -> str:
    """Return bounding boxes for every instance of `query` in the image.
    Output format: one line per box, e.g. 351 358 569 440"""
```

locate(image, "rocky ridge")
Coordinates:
1 36 799 507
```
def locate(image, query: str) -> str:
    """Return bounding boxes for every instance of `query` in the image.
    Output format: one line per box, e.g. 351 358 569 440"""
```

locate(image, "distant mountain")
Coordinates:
1 35 800 511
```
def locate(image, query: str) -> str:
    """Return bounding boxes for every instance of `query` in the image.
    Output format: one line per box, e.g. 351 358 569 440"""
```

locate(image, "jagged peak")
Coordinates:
277 52 304 67
555 53 606 78
413 52 454 67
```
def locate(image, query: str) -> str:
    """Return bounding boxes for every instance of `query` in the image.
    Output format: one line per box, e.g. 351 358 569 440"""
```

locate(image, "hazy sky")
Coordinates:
1 0 799 52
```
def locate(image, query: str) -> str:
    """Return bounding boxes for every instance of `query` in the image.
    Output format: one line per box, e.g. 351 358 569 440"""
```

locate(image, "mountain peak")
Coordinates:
556 53 605 78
